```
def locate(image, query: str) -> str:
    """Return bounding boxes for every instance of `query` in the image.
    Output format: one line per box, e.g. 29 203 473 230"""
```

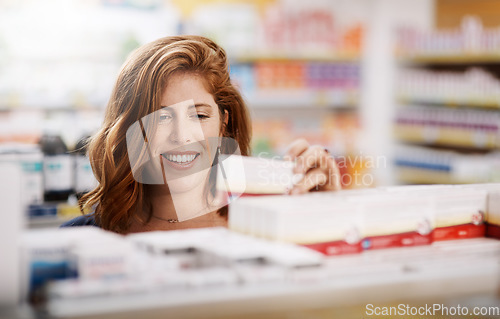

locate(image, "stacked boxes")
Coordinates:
229 184 500 255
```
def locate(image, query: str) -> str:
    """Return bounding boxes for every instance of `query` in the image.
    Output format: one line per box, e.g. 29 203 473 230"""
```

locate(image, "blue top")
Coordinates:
60 214 100 228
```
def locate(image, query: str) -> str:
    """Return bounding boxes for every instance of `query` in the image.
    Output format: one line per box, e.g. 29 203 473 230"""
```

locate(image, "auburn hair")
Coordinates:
79 35 252 233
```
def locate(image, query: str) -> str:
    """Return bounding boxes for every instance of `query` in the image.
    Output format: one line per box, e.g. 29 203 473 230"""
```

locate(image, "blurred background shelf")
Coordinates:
394 3 500 185
28 215 72 229
396 98 500 109
393 127 498 150
398 54 500 65
232 52 360 63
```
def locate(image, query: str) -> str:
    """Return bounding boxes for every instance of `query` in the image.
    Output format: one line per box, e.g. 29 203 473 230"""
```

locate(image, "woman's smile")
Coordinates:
162 151 201 170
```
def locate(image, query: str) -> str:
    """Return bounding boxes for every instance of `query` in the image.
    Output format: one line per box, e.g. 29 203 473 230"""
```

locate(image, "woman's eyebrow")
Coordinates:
193 103 213 109
159 103 213 109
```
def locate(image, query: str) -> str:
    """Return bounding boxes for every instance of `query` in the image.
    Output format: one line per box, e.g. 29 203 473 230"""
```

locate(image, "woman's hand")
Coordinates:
284 138 341 194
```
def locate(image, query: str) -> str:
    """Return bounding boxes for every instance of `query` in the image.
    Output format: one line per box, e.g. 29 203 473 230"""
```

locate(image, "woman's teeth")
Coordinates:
164 154 198 164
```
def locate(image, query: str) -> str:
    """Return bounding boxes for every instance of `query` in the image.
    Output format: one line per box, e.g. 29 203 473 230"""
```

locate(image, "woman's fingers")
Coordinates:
283 138 309 162
293 145 329 175
290 167 327 194
284 138 342 194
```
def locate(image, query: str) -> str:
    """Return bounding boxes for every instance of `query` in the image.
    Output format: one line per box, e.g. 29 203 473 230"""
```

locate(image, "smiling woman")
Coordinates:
61 35 340 234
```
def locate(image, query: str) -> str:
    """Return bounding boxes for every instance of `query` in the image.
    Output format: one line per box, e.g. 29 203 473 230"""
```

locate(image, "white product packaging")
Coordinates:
20 227 135 300
0 160 22 306
0 144 44 209
74 154 97 194
216 155 295 196
456 183 500 238
350 194 434 250
383 184 488 241
229 192 364 255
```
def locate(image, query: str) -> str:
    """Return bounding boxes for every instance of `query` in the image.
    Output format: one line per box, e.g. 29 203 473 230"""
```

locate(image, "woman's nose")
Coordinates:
169 117 200 144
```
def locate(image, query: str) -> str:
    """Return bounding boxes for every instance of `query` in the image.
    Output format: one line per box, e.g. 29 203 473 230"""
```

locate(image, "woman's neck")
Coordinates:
128 184 227 233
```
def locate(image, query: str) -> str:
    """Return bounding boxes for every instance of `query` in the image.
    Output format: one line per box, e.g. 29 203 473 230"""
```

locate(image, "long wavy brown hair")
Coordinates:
80 35 251 234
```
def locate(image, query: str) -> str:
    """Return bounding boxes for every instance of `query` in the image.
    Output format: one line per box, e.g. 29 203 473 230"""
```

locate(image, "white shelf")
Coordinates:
28 216 74 229
44 238 500 318
231 52 360 63
245 90 359 109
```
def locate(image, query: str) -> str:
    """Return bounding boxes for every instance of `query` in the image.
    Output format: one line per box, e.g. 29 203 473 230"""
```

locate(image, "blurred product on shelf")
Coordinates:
394 145 500 184
39 134 74 202
230 61 359 108
398 68 500 108
186 0 364 57
73 135 97 198
394 105 500 149
0 136 95 228
397 16 500 57
0 143 43 210
23 227 323 302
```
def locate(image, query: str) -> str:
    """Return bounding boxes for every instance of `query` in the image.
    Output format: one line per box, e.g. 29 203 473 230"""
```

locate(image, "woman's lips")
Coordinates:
161 151 200 170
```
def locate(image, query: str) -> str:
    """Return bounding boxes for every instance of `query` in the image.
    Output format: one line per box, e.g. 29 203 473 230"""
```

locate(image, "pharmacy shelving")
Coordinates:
394 18 500 185
398 54 500 65
37 238 500 319
233 52 360 63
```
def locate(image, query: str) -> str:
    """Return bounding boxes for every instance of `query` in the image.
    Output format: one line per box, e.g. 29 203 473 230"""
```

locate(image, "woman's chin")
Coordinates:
165 169 209 195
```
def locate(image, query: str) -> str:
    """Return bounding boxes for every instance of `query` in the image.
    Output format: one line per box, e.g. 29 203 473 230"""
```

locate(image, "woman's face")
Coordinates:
148 72 222 195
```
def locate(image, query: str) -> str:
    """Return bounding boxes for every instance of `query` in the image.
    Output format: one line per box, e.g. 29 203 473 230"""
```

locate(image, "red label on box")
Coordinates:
433 223 485 241
302 240 363 256
486 223 500 239
362 231 432 250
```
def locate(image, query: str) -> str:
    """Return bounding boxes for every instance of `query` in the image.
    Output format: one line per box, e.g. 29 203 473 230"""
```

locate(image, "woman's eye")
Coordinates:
159 114 172 121
194 113 209 120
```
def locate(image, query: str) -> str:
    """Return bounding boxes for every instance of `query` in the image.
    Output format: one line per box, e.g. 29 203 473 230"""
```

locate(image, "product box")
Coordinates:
229 193 364 256
383 185 488 241
351 195 434 250
216 155 295 199
20 228 100 300
21 227 132 301
128 227 324 269
456 183 500 239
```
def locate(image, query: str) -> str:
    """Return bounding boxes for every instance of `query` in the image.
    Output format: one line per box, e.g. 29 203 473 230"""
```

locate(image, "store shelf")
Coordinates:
0 106 104 113
396 97 500 109
394 126 498 150
28 216 75 229
246 90 359 109
395 166 454 184
44 238 500 319
398 53 500 65
232 52 360 63
394 143 500 185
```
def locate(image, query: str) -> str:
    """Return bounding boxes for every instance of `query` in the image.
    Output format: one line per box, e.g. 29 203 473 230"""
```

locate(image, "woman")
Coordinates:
62 35 341 234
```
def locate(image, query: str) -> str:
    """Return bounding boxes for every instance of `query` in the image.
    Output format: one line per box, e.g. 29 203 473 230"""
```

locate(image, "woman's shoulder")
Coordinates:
60 214 99 228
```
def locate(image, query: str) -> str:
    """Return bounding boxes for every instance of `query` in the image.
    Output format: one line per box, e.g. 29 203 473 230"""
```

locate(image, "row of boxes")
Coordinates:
231 62 360 92
397 68 500 107
397 16 500 55
394 105 500 149
229 183 500 256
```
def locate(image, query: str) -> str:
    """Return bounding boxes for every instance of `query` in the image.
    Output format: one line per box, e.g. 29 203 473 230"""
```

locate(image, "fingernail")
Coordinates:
291 188 300 195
